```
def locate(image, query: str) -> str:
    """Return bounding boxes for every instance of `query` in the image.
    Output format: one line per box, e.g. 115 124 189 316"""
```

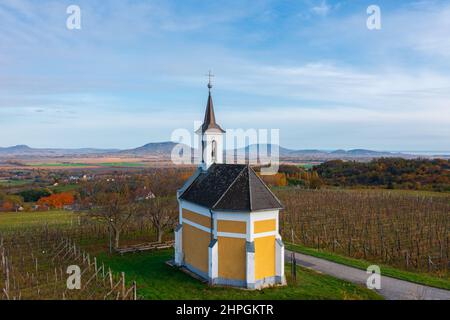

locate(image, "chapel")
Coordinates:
174 80 285 289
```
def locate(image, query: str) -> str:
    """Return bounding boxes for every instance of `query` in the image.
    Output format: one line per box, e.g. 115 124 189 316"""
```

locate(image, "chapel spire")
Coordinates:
199 71 225 134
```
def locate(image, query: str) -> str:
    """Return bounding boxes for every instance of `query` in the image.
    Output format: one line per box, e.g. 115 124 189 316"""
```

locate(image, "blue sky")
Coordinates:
0 0 449 151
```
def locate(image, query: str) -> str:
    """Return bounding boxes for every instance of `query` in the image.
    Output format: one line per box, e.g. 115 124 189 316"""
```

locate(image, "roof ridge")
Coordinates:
211 165 248 209
178 170 203 200
248 166 283 210
177 167 202 199
248 166 253 211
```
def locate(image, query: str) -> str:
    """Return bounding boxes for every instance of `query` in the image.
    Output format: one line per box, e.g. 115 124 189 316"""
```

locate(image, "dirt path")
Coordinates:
285 250 450 300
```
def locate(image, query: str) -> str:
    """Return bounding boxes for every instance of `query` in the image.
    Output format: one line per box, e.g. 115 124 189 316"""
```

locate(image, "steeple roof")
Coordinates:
197 90 225 134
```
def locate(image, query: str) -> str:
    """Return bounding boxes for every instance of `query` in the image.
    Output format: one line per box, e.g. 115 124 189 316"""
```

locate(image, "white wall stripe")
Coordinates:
251 211 278 221
182 219 211 234
217 232 247 239
180 200 211 217
253 231 277 239
215 212 248 221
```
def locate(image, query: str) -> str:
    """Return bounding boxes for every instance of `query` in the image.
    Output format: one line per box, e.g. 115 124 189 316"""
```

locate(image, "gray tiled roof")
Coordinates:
179 164 283 212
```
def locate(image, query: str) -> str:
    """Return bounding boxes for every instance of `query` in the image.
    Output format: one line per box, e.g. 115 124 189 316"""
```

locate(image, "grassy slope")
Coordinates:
286 243 450 291
96 249 382 300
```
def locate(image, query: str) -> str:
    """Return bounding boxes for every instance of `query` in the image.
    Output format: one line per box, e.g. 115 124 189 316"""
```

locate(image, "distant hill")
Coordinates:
331 149 389 156
0 142 446 161
0 145 119 156
0 145 35 153
120 142 191 156
231 144 406 159
232 144 325 157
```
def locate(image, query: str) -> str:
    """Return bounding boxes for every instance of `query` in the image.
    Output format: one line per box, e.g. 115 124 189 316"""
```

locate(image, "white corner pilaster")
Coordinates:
275 238 284 279
246 241 255 288
208 239 218 283
174 224 183 266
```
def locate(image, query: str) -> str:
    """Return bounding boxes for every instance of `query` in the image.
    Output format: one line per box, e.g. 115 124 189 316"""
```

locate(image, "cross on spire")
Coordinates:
206 70 214 91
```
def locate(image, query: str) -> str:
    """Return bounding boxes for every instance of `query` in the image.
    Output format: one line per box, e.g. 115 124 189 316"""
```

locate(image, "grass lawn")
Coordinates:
94 249 382 300
50 183 81 193
286 243 450 291
0 210 77 231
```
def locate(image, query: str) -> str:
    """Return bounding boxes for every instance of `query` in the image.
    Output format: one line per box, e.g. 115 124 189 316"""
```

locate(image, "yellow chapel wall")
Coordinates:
182 209 211 274
254 219 276 233
254 235 276 280
218 236 246 281
217 219 246 234
183 209 211 228
181 206 280 283
254 218 277 280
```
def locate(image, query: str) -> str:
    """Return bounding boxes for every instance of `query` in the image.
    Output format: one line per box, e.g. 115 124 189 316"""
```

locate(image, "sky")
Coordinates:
0 0 449 151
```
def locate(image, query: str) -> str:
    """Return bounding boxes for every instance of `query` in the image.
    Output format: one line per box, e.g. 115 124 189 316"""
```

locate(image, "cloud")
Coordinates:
310 1 331 16
0 0 449 150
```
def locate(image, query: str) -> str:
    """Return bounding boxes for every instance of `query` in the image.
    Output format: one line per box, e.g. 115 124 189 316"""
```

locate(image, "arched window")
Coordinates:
211 140 217 162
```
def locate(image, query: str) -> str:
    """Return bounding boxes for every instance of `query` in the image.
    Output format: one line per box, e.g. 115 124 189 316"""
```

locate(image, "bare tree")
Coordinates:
138 169 183 243
140 197 177 243
80 176 139 249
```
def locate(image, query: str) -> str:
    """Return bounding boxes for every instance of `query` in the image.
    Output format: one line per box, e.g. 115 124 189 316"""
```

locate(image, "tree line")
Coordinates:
315 158 450 192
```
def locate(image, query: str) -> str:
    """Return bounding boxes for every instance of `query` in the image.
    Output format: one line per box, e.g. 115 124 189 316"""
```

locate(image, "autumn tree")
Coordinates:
309 171 323 189
37 192 74 209
263 172 288 187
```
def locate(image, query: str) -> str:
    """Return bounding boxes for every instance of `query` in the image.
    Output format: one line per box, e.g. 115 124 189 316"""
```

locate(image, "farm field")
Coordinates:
26 162 147 168
276 188 450 280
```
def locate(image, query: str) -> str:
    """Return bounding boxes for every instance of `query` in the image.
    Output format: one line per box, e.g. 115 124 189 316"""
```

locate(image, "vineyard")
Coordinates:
0 225 139 300
1 186 449 300
0 213 384 300
277 189 450 275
